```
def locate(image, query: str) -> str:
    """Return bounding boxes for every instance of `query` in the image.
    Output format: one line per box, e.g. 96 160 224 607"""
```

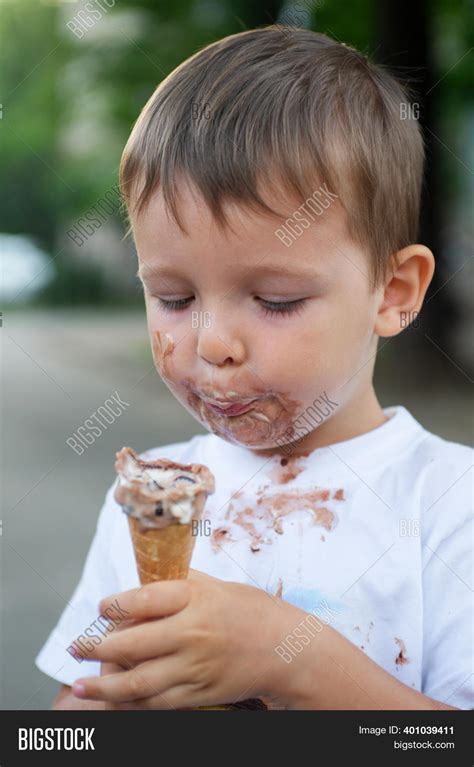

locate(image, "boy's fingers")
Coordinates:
187 568 209 579
100 661 123 676
112 686 197 710
79 617 180 664
99 579 191 620
187 568 214 582
73 657 183 704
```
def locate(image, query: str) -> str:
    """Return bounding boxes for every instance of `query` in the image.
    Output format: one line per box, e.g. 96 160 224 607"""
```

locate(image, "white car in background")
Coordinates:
0 234 54 302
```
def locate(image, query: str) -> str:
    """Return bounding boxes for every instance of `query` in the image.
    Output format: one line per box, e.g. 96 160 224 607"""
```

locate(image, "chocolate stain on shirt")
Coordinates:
395 637 410 666
261 489 339 534
355 622 373 649
215 486 344 552
366 621 374 643
210 526 233 553
275 578 283 598
234 509 260 549
234 508 273 551
267 456 307 485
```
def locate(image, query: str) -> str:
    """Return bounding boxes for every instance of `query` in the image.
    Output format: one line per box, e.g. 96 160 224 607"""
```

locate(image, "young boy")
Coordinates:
36 26 472 710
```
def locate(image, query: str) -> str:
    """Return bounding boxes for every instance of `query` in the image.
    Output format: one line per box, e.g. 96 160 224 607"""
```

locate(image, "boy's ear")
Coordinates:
374 244 435 338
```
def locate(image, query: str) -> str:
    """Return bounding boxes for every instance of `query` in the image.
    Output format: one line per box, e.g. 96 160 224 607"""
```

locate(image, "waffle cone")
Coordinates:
128 517 196 584
127 488 209 584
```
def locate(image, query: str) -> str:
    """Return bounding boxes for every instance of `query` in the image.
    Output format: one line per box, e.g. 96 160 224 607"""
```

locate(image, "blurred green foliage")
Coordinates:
0 0 471 304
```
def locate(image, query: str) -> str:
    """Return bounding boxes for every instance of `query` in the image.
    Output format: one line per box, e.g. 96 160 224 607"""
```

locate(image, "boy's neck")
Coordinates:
252 386 387 459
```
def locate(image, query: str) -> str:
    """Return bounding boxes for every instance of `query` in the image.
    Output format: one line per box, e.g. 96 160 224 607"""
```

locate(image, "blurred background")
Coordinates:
1 0 472 709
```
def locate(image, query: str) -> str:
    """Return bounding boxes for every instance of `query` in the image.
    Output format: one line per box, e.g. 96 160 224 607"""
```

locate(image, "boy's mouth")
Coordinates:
192 390 260 417
204 399 258 417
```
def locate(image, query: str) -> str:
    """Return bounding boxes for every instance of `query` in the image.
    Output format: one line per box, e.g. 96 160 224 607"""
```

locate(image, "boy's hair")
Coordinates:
120 25 425 286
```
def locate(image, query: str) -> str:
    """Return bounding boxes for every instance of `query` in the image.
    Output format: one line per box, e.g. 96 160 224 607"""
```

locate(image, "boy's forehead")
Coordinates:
135 182 285 240
133 182 353 279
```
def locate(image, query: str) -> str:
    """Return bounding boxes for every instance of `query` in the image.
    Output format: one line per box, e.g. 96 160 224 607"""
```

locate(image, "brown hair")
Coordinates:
120 25 425 285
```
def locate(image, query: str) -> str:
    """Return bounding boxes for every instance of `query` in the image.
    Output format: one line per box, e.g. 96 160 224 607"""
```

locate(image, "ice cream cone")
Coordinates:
127 492 207 584
114 447 267 710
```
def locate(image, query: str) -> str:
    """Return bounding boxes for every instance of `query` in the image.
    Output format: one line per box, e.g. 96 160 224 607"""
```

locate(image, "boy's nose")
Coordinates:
196 325 246 367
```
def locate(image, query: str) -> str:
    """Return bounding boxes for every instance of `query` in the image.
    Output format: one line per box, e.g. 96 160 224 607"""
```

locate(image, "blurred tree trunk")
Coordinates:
374 0 456 351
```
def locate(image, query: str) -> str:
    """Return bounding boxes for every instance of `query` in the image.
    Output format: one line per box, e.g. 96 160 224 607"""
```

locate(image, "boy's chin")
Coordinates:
225 435 312 460
203 422 302 455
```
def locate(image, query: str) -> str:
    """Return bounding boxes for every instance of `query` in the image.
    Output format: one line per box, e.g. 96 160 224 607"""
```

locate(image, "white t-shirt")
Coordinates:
36 406 473 709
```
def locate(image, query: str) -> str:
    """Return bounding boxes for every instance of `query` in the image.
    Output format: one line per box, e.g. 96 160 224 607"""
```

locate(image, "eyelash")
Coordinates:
258 298 306 318
156 297 306 318
157 298 192 312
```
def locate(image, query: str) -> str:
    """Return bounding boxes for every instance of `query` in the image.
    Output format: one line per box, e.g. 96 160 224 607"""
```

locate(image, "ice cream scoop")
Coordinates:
115 446 215 530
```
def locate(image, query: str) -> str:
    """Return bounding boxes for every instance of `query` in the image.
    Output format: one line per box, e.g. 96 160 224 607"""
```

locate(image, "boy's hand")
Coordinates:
71 571 296 709
100 661 126 710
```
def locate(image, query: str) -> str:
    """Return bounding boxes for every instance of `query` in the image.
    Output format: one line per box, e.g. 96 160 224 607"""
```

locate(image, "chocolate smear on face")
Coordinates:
152 330 175 379
182 384 304 449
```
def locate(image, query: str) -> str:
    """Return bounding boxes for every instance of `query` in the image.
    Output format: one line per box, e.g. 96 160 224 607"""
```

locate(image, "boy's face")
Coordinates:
134 183 383 455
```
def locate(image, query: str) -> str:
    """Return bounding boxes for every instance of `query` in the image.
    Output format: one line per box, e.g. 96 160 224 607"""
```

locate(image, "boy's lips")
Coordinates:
205 400 258 417
194 391 260 417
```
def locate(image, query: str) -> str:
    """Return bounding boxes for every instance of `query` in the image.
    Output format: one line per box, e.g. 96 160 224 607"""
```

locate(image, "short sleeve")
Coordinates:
35 480 121 686
421 455 473 709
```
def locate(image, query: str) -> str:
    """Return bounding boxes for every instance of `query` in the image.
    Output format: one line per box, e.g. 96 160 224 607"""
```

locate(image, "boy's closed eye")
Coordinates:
154 295 308 318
